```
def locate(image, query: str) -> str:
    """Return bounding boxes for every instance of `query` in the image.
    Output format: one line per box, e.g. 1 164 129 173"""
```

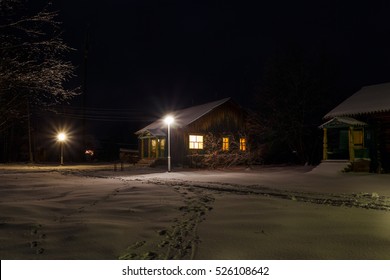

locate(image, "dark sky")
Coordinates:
50 0 390 109
37 0 390 147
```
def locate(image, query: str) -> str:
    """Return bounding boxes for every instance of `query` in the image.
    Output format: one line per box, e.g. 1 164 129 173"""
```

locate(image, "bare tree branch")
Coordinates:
0 0 79 132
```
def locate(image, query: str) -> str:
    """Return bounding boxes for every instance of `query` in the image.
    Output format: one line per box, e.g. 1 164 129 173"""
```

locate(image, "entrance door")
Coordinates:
160 138 166 158
151 139 157 158
327 129 349 159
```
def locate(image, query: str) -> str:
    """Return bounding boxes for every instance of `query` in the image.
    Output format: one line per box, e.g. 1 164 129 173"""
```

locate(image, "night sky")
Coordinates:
38 0 390 149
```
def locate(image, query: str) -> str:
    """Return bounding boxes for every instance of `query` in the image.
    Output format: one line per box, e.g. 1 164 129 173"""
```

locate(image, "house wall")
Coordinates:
170 130 186 166
372 113 390 172
170 101 247 166
185 101 245 133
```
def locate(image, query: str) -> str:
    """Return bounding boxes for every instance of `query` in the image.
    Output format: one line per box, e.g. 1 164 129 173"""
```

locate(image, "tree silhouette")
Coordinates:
0 0 78 133
254 45 339 164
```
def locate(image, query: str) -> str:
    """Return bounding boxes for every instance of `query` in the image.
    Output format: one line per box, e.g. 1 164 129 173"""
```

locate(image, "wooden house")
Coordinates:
320 83 390 172
135 98 247 167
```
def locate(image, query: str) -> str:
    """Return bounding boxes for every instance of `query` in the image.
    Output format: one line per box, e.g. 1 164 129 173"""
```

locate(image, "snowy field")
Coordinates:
1 163 390 260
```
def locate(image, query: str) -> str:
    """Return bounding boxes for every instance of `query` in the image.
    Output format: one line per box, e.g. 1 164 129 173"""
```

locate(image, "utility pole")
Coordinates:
27 98 33 163
82 24 90 160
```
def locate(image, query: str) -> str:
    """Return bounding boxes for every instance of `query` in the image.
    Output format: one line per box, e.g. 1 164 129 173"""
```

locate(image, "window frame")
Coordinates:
239 137 247 151
222 137 229 151
353 129 364 147
189 134 204 150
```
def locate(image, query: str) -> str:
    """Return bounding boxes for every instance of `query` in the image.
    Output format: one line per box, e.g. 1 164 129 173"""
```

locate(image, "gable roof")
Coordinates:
319 117 367 129
324 83 390 119
135 97 231 136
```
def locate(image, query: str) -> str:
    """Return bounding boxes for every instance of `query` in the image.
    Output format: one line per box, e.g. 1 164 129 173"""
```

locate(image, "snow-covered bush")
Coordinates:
194 132 252 169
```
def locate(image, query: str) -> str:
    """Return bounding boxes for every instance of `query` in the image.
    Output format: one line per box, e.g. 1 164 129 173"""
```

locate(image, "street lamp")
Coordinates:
164 115 174 172
57 132 67 165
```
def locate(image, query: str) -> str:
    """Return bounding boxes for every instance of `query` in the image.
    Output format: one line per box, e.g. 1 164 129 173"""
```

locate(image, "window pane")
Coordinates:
240 138 246 151
353 130 363 146
189 134 204 150
222 137 229 151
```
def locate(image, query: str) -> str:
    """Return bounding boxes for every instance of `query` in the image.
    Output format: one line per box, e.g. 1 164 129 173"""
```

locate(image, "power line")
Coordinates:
34 106 157 123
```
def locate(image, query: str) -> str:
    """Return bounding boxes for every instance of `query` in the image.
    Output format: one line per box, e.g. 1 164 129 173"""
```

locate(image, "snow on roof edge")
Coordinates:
319 117 367 128
324 82 390 119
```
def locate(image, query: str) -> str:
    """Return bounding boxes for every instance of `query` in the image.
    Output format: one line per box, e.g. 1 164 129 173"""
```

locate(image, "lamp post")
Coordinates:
57 132 66 165
164 115 174 172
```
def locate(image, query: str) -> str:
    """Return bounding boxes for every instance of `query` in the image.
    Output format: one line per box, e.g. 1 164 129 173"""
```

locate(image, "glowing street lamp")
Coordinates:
164 115 174 172
57 132 67 165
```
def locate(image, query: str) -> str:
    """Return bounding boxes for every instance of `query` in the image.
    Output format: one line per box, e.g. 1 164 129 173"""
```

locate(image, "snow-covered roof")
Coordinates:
324 82 390 119
319 117 367 129
135 97 231 135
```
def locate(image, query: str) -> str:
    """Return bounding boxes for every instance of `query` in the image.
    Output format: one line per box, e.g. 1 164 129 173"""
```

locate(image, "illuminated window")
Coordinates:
353 130 363 146
240 138 246 151
222 137 229 151
160 139 165 150
189 135 204 149
151 139 157 153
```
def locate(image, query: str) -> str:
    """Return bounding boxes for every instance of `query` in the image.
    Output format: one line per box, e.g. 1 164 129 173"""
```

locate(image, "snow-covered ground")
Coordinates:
0 163 390 259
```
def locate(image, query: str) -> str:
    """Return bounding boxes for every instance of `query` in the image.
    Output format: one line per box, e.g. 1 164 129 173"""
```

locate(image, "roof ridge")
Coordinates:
173 97 231 126
173 97 230 113
135 97 231 134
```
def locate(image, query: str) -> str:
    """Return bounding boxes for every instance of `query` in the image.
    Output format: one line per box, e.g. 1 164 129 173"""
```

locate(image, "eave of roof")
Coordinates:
319 117 367 129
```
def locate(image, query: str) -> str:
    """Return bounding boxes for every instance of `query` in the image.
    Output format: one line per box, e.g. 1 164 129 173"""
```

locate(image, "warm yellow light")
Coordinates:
189 135 204 149
164 115 174 125
222 137 229 151
57 132 66 142
240 137 247 151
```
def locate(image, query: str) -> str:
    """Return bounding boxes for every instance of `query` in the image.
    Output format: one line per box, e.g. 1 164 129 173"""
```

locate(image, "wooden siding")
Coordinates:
170 100 246 166
373 114 390 171
185 101 245 133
